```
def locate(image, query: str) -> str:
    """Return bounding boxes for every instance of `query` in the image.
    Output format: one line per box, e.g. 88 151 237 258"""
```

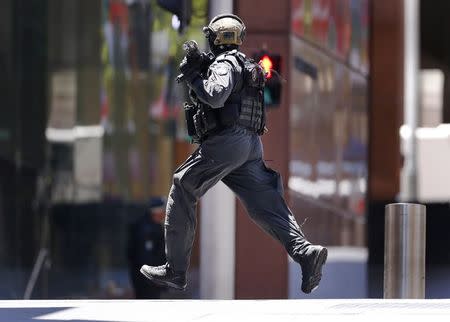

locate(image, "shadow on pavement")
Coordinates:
0 307 115 322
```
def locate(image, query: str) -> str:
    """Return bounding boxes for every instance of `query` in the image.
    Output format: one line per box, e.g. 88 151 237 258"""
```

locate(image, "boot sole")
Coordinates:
301 247 328 294
140 267 187 291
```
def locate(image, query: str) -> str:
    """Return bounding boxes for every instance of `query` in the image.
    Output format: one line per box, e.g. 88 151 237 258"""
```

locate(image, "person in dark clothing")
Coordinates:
127 197 166 299
140 14 327 294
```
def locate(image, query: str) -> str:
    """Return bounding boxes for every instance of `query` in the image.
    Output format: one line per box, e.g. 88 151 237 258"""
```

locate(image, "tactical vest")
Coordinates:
186 50 266 142
218 50 266 135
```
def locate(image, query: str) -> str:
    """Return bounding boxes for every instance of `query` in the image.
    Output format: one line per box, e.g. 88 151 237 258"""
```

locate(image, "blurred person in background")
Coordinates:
140 14 327 294
127 197 166 299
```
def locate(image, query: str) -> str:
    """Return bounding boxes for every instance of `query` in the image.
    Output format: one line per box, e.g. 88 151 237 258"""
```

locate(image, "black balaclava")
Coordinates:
207 34 238 56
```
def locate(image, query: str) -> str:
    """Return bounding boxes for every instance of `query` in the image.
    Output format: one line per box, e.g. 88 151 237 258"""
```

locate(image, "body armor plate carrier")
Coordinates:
186 50 266 143
219 50 266 135
233 52 266 135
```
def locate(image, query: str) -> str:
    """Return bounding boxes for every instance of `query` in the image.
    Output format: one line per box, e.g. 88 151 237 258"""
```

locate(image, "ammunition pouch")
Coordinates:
184 102 197 138
184 102 221 143
193 103 220 140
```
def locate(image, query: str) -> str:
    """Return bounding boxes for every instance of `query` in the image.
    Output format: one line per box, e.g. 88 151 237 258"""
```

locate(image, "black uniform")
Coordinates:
141 48 327 295
165 50 311 272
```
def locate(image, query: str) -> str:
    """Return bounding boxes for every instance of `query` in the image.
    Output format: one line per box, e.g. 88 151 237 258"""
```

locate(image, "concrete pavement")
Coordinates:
1 299 450 322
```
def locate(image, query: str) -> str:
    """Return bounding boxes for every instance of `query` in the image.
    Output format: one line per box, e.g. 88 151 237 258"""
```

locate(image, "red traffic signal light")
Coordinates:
253 52 282 107
259 55 274 79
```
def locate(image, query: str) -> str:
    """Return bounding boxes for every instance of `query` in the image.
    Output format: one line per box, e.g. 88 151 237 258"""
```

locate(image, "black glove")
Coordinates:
178 55 203 83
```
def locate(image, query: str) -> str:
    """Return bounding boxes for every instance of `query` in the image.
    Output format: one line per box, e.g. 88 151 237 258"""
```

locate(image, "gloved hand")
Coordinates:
179 55 202 83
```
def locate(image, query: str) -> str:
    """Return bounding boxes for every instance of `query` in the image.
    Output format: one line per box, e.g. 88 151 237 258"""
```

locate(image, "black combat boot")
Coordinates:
299 245 328 294
140 263 187 291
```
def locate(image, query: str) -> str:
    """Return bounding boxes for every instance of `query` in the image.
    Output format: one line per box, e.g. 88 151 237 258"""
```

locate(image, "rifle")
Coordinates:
176 40 214 83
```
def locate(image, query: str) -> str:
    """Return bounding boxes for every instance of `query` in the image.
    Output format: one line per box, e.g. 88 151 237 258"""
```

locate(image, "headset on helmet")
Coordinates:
203 14 246 46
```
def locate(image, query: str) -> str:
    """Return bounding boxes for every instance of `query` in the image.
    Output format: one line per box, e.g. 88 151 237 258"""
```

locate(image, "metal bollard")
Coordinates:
384 203 426 298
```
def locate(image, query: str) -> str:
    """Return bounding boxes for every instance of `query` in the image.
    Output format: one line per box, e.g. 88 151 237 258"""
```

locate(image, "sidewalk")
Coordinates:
1 299 450 322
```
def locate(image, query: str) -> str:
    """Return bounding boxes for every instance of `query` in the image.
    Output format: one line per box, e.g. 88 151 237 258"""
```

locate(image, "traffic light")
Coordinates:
157 0 192 33
253 51 282 107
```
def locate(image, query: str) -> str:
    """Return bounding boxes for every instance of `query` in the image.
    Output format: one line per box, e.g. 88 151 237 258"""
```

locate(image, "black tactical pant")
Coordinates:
165 125 311 273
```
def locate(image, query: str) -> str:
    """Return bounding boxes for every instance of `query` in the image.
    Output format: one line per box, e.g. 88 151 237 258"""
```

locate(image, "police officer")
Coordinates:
128 197 166 298
141 14 327 294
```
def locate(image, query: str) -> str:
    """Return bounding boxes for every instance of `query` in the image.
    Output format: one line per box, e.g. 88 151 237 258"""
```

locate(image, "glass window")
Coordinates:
0 0 207 299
